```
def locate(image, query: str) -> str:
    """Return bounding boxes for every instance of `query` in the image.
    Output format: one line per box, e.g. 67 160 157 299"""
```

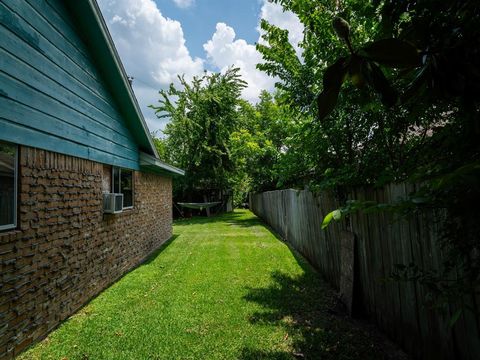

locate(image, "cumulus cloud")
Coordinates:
203 23 276 102
258 0 304 58
97 0 304 132
172 0 195 9
97 0 204 133
202 1 304 102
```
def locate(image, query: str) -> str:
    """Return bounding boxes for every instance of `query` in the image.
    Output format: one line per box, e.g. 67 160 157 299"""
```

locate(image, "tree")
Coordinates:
257 0 480 188
150 68 246 201
230 91 296 198
256 0 480 318
151 136 167 161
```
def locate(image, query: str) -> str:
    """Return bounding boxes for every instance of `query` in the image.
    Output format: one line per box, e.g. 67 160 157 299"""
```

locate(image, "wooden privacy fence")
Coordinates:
250 185 480 360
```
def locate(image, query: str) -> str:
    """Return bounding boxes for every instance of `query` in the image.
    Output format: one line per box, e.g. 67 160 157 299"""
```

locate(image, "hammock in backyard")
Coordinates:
177 201 221 211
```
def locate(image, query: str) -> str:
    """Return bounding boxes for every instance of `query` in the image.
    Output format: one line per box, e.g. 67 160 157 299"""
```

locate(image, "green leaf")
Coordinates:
448 308 462 328
348 56 366 88
411 197 428 204
321 212 334 229
323 57 349 89
360 39 421 68
363 61 398 107
401 65 428 103
332 209 342 220
317 57 349 120
317 87 341 121
321 209 342 229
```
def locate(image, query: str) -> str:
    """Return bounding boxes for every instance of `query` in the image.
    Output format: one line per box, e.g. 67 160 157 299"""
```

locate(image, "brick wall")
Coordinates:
0 146 173 359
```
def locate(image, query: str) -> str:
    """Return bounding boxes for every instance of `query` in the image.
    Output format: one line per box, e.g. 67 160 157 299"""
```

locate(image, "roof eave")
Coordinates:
65 0 159 159
140 152 185 177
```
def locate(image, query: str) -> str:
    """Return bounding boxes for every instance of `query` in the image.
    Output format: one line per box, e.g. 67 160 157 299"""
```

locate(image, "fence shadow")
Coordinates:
240 269 409 360
238 348 293 360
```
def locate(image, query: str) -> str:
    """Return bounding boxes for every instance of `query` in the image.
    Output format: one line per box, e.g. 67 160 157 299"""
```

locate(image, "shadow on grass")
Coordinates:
174 211 245 225
239 348 294 360
226 215 264 228
174 210 405 359
175 209 274 227
240 270 338 360
174 210 268 229
142 234 179 265
240 268 407 359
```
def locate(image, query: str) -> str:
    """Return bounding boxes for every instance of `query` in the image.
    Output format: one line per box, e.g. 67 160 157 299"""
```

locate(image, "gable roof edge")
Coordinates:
140 152 185 177
65 0 159 159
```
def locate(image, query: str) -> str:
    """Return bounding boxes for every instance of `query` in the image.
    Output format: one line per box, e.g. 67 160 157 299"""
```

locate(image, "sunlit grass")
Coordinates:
20 210 392 360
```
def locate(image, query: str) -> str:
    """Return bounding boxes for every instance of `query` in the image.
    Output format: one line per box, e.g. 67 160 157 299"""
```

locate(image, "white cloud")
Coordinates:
97 0 304 132
258 0 304 58
132 84 170 136
172 0 194 9
203 23 276 102
202 1 304 102
97 0 204 133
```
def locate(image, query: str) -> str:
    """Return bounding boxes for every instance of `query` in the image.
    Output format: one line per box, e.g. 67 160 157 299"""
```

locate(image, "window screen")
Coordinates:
0 142 17 230
121 170 133 208
112 167 133 209
113 167 120 194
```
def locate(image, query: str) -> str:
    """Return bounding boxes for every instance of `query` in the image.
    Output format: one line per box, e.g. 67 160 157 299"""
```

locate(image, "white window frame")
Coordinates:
0 143 18 231
111 166 134 210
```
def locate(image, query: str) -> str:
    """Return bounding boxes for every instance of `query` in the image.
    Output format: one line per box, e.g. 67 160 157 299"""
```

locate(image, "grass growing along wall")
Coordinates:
19 210 403 360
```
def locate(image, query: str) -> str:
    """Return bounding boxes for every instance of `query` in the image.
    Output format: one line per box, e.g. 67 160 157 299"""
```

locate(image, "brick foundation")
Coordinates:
0 146 173 358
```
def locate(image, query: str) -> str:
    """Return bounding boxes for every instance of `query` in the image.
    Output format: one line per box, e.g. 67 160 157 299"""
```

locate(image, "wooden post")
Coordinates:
203 194 210 217
339 231 355 315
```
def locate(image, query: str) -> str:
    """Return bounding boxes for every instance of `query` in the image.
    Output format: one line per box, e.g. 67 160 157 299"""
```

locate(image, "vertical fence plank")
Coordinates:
250 187 479 360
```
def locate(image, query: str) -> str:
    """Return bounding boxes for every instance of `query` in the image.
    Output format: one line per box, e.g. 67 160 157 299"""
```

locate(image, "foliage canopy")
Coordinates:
150 68 246 201
152 0 480 314
150 69 295 205
255 0 480 317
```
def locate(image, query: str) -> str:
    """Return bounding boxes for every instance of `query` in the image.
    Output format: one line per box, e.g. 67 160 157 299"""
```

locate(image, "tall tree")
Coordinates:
231 91 295 197
257 0 480 189
150 68 246 200
256 0 480 317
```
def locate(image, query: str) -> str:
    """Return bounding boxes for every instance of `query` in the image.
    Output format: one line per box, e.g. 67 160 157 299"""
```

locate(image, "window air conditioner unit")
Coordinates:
103 193 123 214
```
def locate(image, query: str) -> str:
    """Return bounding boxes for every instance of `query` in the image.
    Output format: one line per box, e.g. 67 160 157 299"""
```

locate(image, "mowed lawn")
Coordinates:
20 210 401 360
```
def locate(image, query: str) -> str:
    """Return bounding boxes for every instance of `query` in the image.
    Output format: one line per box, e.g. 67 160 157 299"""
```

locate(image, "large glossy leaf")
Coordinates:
401 65 429 103
363 61 398 106
448 308 463 328
323 57 349 88
317 87 341 121
360 39 421 68
348 55 366 88
317 57 349 120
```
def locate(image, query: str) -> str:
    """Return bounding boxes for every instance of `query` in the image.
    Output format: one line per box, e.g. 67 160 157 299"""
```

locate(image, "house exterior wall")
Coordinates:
0 146 173 359
0 0 140 169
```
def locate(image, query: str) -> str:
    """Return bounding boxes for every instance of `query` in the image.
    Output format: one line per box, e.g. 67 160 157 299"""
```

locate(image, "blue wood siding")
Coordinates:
0 0 140 170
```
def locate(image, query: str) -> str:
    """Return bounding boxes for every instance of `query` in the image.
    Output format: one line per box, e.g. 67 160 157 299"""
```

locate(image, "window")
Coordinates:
0 141 17 231
112 167 133 209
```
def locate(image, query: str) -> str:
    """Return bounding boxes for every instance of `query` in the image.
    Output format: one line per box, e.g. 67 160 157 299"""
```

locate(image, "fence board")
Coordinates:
250 186 480 360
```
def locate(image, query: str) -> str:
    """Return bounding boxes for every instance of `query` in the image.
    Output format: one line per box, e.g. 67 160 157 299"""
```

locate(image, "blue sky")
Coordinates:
97 0 303 134
153 0 263 60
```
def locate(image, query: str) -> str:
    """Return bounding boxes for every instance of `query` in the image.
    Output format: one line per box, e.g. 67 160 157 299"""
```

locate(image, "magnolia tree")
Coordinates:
257 0 480 321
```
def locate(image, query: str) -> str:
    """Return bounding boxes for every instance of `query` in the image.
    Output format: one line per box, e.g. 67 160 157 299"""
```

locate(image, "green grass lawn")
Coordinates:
20 210 401 360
